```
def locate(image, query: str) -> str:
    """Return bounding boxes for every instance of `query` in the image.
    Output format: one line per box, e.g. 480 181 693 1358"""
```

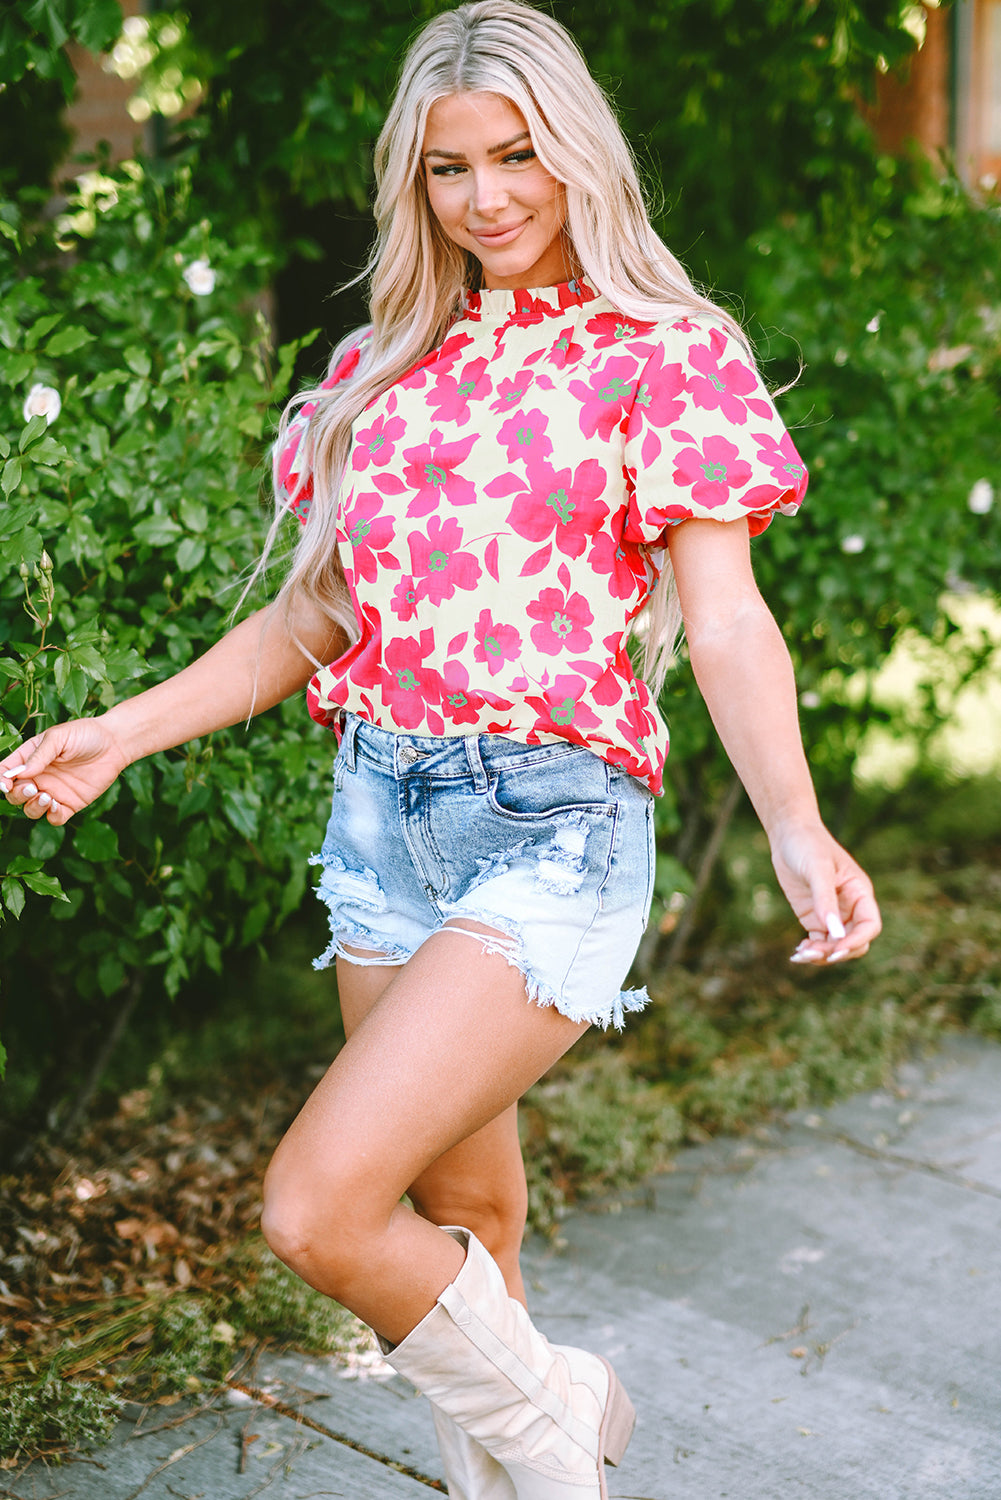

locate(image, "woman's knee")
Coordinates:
259 1150 383 1286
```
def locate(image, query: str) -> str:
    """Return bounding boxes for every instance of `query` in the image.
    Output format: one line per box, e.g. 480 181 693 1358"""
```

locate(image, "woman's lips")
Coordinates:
467 220 528 246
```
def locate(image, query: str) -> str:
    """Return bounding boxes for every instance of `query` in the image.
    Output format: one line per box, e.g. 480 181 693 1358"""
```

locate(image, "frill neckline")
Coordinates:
458 276 599 323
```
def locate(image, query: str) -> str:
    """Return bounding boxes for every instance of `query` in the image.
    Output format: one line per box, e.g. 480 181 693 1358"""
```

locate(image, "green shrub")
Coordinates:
0 162 329 1086
0 1373 122 1464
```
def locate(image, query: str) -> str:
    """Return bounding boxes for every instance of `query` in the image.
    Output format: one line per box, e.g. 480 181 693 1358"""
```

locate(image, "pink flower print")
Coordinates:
547 325 585 370
630 343 689 431
438 659 483 727
585 311 657 349
673 435 753 510
500 458 608 561
381 631 441 730
569 356 641 441
409 514 482 606
497 408 553 466
402 430 478 516
751 429 809 495
342 492 396 583
390 575 419 623
353 411 406 471
526 583 594 657
684 327 771 425
490 369 535 415
473 608 523 676
587 514 647 602
525 674 602 737
427 356 493 425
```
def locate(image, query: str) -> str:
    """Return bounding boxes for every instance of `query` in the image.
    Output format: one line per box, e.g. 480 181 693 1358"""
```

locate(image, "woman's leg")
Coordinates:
261 922 584 1344
335 950 529 1307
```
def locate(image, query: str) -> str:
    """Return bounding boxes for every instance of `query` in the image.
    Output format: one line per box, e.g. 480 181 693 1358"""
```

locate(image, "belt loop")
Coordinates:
339 712 359 772
464 734 488 793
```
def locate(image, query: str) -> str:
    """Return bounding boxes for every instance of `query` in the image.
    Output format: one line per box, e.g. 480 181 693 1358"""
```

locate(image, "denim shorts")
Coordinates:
310 715 656 1030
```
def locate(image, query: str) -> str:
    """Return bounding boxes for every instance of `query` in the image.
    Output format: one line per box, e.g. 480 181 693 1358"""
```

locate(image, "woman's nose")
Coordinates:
469 168 509 217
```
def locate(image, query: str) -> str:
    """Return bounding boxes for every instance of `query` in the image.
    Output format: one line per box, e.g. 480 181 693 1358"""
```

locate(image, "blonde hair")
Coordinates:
266 0 747 696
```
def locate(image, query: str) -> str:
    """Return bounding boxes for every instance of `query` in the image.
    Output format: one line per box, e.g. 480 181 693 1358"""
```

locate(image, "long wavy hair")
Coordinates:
265 0 747 695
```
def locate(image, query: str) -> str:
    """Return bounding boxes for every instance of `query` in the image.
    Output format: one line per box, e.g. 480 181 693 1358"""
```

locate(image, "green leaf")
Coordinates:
2 457 22 497
45 324 96 358
24 312 63 350
72 0 124 55
22 870 70 901
0 436 9 459
73 819 119 863
83 370 131 395
176 536 206 572
123 379 148 417
1 877 25 919
29 818 65 858
133 515 182 546
19 413 48 453
97 952 126 995
124 345 152 378
5 856 43 876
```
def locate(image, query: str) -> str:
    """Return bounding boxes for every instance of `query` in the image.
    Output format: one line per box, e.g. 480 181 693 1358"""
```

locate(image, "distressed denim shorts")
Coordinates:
310 715 656 1030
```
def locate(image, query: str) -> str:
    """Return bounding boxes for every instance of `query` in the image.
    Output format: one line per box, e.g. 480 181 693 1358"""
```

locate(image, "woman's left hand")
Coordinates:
770 822 881 966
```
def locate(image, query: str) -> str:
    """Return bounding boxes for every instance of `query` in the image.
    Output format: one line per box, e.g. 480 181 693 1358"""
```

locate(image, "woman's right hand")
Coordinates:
0 719 130 824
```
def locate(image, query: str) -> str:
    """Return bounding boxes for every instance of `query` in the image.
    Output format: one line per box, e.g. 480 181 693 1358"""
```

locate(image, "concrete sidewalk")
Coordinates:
8 1035 1001 1499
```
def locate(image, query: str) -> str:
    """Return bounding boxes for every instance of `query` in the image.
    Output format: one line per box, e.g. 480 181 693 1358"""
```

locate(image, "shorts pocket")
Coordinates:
486 750 613 822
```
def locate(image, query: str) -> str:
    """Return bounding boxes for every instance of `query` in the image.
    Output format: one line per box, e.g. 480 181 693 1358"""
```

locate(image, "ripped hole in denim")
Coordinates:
535 813 590 896
309 851 411 968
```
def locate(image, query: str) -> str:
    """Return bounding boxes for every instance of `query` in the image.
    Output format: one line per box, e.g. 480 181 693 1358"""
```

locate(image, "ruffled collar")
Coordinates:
458 276 599 324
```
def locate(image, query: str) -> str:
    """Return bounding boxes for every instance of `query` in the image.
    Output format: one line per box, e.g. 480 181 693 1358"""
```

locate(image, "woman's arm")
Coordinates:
0 596 346 825
665 516 881 966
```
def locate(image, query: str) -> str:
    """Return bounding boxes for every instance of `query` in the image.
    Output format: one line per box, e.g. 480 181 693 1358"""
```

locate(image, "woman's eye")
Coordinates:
504 151 536 165
430 164 466 177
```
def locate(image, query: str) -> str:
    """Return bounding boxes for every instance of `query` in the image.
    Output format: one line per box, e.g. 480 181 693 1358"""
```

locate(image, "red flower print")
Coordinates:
496 408 553 465
673 435 753 509
473 608 523 676
525 674 602 737
438 658 484 727
340 491 397 583
684 327 772 425
490 370 536 414
500 458 609 561
427 356 493 425
751 429 809 494
526 579 594 656
629 343 689 431
587 513 647 602
321 340 363 389
585 311 657 349
569 356 641 441
546 325 585 370
390 575 419 622
353 410 407 470
409 514 482 606
381 632 441 730
402 430 478 516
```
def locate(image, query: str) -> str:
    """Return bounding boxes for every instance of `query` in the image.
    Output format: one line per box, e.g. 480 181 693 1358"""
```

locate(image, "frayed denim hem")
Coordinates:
434 901 650 1031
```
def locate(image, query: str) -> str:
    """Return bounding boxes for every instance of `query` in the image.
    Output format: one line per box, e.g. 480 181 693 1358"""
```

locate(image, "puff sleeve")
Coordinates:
276 332 370 525
622 320 808 544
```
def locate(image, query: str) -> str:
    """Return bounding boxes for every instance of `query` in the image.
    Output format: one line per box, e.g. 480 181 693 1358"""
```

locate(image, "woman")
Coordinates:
0 3 880 1496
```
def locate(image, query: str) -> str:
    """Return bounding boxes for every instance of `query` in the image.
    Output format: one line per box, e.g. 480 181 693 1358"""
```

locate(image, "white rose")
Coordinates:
182 258 216 296
968 479 994 515
865 314 881 334
840 534 866 554
22 383 61 426
799 691 821 710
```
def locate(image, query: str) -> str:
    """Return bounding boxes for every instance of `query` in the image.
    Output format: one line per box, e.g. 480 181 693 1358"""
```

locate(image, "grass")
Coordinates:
2 771 999 1464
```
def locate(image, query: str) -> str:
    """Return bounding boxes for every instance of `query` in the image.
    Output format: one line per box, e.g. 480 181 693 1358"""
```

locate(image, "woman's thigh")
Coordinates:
336 950 529 1296
267 928 584 1228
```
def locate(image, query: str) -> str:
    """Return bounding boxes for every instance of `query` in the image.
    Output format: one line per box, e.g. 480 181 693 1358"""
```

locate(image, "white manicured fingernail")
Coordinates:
826 914 846 940
22 783 37 798
37 792 51 806
794 947 823 962
0 779 9 793
826 948 849 963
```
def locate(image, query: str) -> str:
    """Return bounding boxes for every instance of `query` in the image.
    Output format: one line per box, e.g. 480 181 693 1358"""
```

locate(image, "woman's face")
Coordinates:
422 92 572 290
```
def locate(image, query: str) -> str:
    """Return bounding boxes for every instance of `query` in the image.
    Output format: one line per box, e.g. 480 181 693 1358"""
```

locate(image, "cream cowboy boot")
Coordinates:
430 1406 518 1499
382 1227 635 1499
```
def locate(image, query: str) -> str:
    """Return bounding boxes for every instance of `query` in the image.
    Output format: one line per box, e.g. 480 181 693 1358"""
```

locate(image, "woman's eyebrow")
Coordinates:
423 131 531 160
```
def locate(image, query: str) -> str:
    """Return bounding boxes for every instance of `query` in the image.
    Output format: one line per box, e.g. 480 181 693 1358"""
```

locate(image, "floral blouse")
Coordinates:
278 278 807 794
